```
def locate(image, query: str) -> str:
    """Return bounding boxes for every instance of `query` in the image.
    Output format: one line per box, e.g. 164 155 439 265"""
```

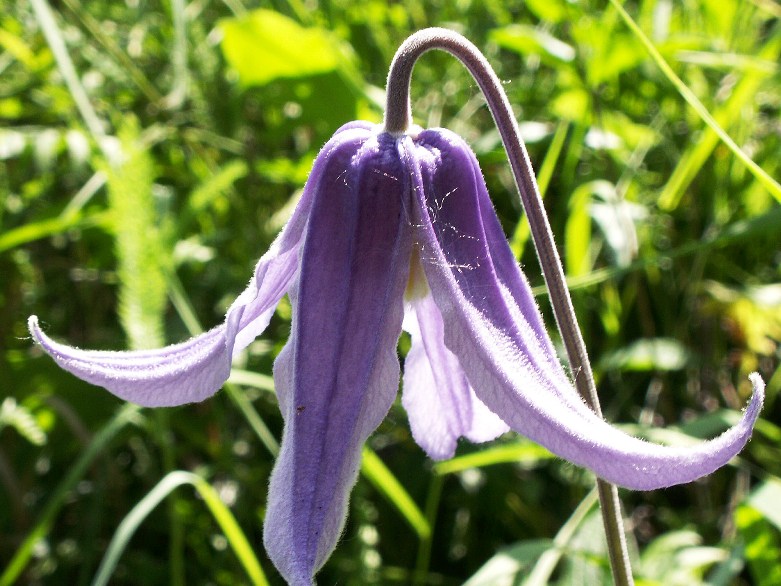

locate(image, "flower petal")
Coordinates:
28 125 373 408
28 316 231 407
403 272 508 460
263 131 412 584
225 123 380 356
404 128 764 491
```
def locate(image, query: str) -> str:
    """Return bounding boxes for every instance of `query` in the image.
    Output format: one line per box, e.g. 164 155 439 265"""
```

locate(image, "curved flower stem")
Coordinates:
385 28 634 586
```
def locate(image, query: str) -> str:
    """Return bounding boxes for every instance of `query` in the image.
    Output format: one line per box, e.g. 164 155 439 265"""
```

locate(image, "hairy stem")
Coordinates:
384 28 633 585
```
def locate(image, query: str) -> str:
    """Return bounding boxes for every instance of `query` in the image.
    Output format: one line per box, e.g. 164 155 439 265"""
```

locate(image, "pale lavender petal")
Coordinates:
29 125 373 408
263 131 412 585
402 276 508 461
28 316 230 407
403 128 764 490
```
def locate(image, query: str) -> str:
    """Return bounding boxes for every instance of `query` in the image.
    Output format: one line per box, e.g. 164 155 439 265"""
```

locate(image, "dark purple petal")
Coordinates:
28 126 372 408
403 128 763 490
228 125 378 355
411 129 576 404
263 131 412 585
403 267 508 460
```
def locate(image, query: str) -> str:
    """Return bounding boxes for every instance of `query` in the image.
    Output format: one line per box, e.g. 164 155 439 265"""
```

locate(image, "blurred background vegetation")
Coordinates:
1 0 780 584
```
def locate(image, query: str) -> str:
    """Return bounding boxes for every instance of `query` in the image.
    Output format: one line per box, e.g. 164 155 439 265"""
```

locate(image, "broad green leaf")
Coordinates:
588 34 647 85
703 282 781 357
599 110 659 153
256 155 315 185
525 489 601 586
736 504 781 586
707 544 749 586
524 0 568 23
746 477 781 531
551 87 590 122
220 9 341 86
589 182 646 269
554 508 610 585
0 27 39 68
639 530 730 584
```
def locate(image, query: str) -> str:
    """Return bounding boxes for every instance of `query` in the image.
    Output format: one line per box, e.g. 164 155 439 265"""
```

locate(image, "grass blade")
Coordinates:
92 470 268 586
0 404 142 586
433 441 554 475
608 0 781 204
29 0 108 147
360 447 430 540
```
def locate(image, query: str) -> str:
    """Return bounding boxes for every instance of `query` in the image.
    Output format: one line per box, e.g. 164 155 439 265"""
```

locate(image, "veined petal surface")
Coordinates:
403 128 763 491
263 130 412 585
28 124 373 408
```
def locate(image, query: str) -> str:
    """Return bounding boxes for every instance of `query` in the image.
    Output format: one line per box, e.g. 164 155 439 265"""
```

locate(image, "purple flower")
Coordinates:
29 121 763 585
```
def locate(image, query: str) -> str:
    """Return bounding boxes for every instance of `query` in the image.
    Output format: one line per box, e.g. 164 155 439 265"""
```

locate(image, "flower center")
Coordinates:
404 247 429 301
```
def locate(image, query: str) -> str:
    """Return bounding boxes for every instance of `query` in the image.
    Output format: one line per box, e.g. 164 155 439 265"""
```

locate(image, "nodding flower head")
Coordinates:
28 121 764 585
29 27 764 586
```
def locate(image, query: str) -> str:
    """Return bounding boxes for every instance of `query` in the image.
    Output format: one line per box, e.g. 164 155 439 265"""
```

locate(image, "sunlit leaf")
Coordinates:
639 530 730 584
737 504 781 586
746 477 781 531
433 441 554 475
524 0 568 24
220 9 341 86
490 24 575 64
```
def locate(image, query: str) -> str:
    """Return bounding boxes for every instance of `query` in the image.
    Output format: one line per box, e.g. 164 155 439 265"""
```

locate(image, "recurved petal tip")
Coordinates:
613 373 764 490
748 372 766 410
28 314 232 407
740 373 765 440
404 127 765 492
28 315 40 337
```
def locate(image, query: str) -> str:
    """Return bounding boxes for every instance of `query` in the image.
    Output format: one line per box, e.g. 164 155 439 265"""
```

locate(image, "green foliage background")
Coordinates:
1 0 780 584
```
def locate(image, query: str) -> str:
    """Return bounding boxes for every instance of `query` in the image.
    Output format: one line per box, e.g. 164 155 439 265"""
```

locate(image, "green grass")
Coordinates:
2 0 779 584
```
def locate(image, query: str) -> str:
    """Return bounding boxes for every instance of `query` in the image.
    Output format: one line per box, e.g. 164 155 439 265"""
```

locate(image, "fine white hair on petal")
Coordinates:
403 127 764 491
